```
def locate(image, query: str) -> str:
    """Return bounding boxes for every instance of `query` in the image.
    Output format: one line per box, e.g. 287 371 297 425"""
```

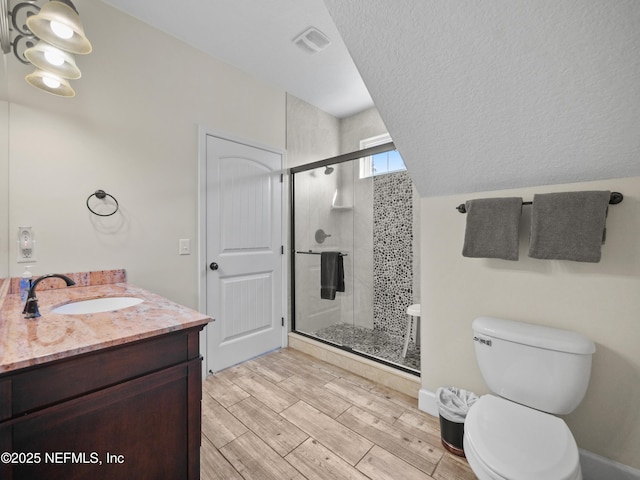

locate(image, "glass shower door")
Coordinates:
292 162 355 347
291 143 421 374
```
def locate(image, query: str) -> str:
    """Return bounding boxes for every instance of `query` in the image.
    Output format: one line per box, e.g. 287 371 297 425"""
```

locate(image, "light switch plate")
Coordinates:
179 239 191 255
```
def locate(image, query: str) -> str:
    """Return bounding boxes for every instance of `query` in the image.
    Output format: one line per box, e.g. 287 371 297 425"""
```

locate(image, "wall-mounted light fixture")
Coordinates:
0 0 92 97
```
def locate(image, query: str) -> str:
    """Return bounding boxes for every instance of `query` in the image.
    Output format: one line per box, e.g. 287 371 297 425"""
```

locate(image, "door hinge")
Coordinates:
281 317 285 327
280 173 284 183
281 245 284 255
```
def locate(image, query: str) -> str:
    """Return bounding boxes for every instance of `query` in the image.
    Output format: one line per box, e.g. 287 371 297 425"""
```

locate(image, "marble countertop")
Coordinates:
0 282 212 374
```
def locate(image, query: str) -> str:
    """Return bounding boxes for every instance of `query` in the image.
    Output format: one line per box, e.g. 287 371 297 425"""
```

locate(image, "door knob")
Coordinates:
209 262 219 271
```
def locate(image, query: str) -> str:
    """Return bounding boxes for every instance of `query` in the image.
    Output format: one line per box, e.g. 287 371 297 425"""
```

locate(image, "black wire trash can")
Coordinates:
436 387 478 457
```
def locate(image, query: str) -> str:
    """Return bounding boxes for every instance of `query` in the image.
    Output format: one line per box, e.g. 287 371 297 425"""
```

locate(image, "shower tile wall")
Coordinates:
373 171 413 339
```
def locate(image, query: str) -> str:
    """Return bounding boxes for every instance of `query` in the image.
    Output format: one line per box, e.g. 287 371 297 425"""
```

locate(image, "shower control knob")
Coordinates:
209 262 219 271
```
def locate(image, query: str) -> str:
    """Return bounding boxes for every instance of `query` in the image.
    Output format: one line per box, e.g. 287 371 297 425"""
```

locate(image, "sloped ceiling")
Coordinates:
323 0 640 197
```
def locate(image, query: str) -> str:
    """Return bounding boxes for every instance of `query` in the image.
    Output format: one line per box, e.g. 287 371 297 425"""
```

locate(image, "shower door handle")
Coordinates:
209 262 219 271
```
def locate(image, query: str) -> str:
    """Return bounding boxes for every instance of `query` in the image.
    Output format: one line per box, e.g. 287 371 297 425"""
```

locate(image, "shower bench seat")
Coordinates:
402 303 421 358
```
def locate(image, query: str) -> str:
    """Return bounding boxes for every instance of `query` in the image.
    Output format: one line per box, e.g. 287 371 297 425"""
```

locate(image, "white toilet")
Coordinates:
463 317 595 480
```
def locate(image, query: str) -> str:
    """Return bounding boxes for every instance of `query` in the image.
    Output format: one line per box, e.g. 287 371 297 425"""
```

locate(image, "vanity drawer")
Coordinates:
5 327 201 417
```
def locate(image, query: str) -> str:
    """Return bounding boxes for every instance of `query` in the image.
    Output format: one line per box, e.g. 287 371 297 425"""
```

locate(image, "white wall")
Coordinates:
6 0 286 309
420 176 640 469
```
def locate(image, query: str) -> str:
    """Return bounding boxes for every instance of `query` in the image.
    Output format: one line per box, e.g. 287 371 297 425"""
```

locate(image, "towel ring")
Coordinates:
86 190 119 217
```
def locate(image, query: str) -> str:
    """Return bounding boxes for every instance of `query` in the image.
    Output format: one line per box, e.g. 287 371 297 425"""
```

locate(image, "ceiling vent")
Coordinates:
293 27 331 54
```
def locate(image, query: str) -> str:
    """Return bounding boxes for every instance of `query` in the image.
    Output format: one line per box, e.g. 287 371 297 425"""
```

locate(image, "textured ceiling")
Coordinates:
99 0 373 118
323 0 640 197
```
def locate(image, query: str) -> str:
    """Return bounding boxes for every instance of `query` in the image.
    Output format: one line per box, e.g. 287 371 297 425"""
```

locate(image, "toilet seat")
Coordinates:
464 395 581 480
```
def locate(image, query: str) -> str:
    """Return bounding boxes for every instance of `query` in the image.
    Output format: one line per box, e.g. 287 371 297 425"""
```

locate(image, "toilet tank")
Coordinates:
472 317 595 415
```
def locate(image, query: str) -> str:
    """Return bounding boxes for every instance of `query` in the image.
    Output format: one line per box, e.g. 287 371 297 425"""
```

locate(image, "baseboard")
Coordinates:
580 449 640 480
418 387 438 417
417 388 640 479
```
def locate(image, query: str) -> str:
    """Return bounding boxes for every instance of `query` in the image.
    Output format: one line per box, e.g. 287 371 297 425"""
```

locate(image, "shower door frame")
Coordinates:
289 142 420 376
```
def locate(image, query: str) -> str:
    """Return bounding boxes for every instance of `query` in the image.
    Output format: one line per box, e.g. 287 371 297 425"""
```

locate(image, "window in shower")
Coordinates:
290 142 420 375
359 133 406 178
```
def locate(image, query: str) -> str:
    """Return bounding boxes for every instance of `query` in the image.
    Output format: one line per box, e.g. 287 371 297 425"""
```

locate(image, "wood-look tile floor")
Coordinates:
200 348 477 480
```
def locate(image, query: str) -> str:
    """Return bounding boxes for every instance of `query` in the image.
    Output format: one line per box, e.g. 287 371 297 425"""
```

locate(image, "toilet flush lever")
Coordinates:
473 336 492 347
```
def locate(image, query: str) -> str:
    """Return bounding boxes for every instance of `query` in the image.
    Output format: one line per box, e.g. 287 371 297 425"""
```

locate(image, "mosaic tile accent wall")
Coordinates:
373 171 413 339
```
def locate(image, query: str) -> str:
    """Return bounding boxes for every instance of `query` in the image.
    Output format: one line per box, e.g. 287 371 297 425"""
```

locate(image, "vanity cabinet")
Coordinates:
0 326 203 480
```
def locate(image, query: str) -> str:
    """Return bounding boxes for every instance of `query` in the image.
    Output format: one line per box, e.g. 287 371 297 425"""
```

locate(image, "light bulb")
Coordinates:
50 20 74 39
44 49 65 66
42 76 61 89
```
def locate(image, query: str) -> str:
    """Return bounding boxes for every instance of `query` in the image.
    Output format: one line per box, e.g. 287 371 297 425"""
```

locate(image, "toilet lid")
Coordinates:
465 395 580 480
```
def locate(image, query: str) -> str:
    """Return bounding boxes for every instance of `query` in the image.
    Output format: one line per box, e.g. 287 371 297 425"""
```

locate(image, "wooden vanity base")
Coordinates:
0 326 203 480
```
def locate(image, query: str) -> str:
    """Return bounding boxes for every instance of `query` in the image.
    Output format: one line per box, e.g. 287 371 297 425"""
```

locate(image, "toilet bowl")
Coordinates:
463 395 582 480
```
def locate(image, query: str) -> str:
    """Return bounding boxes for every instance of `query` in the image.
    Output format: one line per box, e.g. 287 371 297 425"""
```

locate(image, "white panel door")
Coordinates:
205 134 283 373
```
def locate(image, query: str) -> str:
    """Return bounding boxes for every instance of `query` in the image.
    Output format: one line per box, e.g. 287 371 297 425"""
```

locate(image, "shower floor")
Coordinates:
311 323 420 373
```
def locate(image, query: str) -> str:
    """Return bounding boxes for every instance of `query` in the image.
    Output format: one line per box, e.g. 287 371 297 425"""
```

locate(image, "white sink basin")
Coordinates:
51 297 143 315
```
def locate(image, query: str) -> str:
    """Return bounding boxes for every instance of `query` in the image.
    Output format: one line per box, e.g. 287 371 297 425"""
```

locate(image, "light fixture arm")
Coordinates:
10 1 40 64
10 1 40 36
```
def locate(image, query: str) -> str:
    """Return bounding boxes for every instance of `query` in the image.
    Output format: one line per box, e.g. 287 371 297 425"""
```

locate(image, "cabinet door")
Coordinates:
8 358 201 480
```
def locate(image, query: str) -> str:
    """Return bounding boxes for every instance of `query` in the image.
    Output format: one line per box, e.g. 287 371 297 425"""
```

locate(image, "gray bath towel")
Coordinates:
320 252 345 300
528 191 610 263
462 197 523 261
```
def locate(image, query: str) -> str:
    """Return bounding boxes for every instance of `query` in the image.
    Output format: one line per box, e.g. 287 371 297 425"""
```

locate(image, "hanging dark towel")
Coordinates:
462 197 523 260
320 252 345 300
528 191 611 262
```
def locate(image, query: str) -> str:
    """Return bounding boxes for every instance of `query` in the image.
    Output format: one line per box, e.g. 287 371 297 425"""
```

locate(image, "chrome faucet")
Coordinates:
22 274 76 318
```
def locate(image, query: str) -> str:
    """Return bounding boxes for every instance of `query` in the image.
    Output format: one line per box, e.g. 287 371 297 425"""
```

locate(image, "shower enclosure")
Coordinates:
290 143 420 374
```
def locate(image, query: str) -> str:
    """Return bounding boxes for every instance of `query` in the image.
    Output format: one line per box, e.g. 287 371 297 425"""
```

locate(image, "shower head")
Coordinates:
324 166 334 175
